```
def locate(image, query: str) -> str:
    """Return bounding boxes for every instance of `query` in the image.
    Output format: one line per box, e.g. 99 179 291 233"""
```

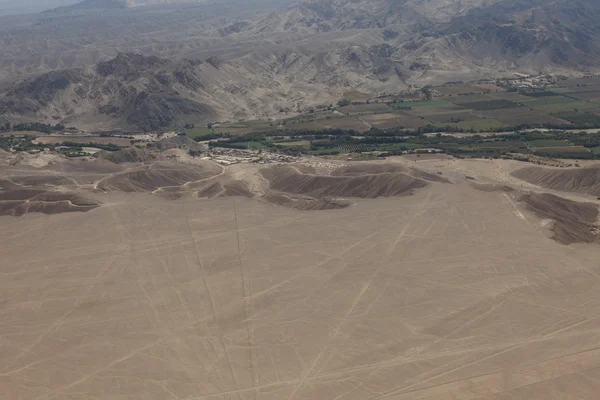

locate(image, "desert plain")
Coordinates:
2 151 600 400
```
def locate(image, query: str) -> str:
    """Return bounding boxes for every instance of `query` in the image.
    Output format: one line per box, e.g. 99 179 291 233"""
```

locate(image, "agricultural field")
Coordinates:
555 76 600 87
187 78 600 139
427 111 482 123
553 111 600 126
35 136 132 146
522 97 600 113
202 123 600 160
410 104 466 117
488 92 532 101
275 140 310 147
533 146 593 158
359 113 404 130
590 146 600 155
480 108 572 126
527 139 571 147
471 82 504 92
432 118 506 131
390 99 450 109
394 111 431 128
460 99 522 111
184 123 274 137
320 116 370 130
339 103 391 114
447 94 496 104
520 91 558 98
341 90 370 101
434 84 491 95
565 91 600 102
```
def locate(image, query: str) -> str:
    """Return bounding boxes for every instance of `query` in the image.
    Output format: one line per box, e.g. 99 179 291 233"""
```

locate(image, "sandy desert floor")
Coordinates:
3 154 600 399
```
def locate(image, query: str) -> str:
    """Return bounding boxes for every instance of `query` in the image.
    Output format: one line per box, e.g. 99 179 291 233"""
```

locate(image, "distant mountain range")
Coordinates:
0 0 598 130
0 49 406 130
225 0 600 70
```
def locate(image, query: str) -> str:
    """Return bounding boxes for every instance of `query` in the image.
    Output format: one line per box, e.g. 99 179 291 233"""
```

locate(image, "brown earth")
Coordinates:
520 192 599 244
8 175 76 186
96 161 222 193
4 153 600 400
471 182 515 192
512 166 600 196
0 187 99 216
260 164 429 199
94 147 157 164
262 192 351 210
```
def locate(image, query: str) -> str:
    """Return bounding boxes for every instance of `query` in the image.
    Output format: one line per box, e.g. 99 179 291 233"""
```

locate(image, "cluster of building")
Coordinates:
496 74 558 90
207 148 298 165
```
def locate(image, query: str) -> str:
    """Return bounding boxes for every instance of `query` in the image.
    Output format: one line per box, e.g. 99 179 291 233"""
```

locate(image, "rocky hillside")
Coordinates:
228 0 501 35
0 50 407 131
0 0 599 130
435 0 600 69
234 0 600 72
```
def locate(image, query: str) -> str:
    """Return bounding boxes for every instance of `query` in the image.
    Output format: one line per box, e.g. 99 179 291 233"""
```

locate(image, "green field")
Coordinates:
178 78 600 140
521 91 560 98
449 94 494 104
377 142 423 151
275 140 311 147
391 99 450 109
590 146 600 155
460 99 521 111
552 111 600 125
523 98 600 113
534 146 592 158
527 139 570 147
549 87 577 94
433 119 506 130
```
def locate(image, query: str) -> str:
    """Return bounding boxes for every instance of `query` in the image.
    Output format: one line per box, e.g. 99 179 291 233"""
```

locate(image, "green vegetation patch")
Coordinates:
552 111 600 126
432 119 506 131
521 91 560 98
448 94 495 104
590 146 600 155
534 146 593 159
391 99 450 109
524 97 600 113
460 99 521 111
202 127 600 160
527 139 570 147
549 87 576 94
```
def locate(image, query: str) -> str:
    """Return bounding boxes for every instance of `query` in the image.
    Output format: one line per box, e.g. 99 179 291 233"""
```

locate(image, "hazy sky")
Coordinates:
0 0 79 15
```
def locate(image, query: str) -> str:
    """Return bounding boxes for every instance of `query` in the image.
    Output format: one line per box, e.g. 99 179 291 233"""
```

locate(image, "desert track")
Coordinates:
2 153 600 399
1 156 600 399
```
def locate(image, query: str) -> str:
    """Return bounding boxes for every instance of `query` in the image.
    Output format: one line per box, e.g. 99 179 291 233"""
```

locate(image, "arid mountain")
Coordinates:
435 0 600 70
49 0 130 11
233 0 502 35
0 0 599 130
0 50 407 130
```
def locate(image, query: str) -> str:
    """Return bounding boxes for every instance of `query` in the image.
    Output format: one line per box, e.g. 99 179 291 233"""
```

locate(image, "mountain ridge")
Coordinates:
0 50 407 130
